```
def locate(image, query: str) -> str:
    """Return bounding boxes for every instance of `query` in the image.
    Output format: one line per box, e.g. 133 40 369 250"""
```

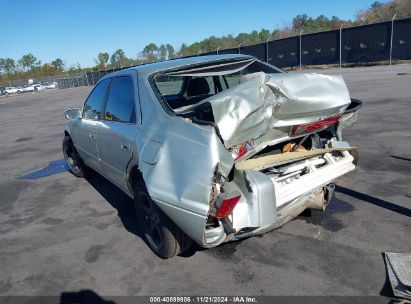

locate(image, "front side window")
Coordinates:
104 77 136 123
83 79 111 119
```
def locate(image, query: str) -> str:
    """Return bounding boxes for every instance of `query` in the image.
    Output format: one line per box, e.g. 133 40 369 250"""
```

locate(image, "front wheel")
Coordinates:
134 182 191 258
62 135 94 178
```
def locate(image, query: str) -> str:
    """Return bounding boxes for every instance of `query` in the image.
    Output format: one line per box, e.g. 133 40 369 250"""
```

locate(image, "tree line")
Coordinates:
1 0 409 83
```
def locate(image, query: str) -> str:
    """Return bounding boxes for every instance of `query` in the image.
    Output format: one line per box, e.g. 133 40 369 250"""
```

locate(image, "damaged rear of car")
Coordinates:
147 55 361 253
64 54 361 259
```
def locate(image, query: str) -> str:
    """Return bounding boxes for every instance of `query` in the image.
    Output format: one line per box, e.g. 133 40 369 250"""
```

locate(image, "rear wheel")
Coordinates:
134 182 192 258
62 135 94 178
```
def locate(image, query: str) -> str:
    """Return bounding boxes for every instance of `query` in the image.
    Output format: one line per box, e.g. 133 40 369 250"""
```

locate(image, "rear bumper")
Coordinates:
203 148 357 247
273 151 355 209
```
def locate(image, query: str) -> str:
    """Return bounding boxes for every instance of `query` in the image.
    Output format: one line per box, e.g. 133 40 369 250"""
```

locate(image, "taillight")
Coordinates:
291 115 341 136
215 195 241 218
229 140 254 160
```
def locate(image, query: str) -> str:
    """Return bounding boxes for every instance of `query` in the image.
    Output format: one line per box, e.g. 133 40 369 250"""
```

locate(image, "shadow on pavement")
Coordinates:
335 186 411 217
20 159 68 179
86 174 142 238
85 173 201 258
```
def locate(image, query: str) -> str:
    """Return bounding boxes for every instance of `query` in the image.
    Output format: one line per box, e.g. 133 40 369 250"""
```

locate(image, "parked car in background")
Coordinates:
22 83 46 92
3 87 18 94
63 55 362 258
34 83 46 91
22 84 36 92
44 81 58 89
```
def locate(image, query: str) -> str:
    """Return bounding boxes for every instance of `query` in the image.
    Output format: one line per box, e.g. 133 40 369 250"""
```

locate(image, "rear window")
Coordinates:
152 59 282 110
155 76 184 95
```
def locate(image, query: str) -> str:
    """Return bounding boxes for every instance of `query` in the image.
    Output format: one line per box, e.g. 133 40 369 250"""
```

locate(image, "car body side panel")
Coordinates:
97 70 141 192
134 78 234 245
70 118 102 171
97 121 136 191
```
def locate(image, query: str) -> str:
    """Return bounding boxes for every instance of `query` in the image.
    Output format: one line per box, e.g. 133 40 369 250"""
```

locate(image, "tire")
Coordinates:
134 182 192 258
62 135 94 178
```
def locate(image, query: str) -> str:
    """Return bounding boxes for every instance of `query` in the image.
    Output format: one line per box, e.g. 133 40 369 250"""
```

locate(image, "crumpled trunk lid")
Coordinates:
208 72 351 149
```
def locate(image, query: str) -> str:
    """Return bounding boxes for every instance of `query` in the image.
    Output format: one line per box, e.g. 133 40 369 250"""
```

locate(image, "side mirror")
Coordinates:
64 108 81 120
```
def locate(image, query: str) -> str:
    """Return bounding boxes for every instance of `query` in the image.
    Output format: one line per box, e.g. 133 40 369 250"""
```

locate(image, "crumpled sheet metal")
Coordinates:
207 72 351 148
160 58 255 77
210 73 275 148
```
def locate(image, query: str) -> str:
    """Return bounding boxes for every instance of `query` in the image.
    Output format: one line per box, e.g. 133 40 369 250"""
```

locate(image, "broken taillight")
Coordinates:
215 195 241 218
291 115 341 136
229 140 254 160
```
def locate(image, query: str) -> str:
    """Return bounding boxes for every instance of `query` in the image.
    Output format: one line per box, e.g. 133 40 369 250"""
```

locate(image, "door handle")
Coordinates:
89 133 96 139
120 143 129 151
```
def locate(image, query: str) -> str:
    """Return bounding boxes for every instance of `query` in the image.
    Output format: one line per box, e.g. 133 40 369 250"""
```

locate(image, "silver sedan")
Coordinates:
63 54 361 258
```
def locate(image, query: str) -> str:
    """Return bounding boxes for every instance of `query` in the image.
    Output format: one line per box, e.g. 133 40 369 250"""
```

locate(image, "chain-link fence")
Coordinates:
203 17 410 69
79 17 411 88
2 17 408 93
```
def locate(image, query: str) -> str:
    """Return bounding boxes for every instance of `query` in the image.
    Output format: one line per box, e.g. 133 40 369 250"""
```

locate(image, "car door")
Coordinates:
71 78 111 171
97 74 140 191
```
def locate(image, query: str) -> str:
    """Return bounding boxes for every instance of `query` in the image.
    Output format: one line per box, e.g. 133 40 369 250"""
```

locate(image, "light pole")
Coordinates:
299 30 303 69
216 47 220 55
339 23 344 68
238 44 242 54
390 14 396 66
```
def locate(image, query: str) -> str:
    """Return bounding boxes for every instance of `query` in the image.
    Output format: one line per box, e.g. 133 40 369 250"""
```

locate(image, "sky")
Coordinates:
0 0 378 68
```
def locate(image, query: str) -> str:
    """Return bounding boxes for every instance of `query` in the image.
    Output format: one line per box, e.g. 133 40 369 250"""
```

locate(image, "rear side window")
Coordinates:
83 79 111 119
104 77 136 123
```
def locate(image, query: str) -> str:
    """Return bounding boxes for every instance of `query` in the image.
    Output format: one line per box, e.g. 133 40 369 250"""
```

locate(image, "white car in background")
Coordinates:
34 84 46 91
3 87 18 94
44 81 58 89
22 84 36 92
22 83 46 92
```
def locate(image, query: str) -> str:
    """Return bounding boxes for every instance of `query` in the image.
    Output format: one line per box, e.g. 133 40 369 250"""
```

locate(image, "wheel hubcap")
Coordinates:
63 140 80 173
139 195 163 250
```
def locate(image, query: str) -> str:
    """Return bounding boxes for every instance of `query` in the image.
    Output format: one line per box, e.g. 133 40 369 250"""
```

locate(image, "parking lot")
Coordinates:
0 64 410 298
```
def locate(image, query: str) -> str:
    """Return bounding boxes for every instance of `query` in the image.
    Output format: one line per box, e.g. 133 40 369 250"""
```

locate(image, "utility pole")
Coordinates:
339 23 344 68
299 30 303 69
266 37 270 63
390 14 396 66
238 44 242 54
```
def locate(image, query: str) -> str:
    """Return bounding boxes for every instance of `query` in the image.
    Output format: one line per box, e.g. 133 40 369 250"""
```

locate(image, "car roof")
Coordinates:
107 54 254 78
